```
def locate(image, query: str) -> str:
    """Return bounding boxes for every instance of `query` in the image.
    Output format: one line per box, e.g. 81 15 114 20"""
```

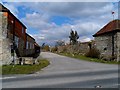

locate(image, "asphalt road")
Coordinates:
2 52 119 88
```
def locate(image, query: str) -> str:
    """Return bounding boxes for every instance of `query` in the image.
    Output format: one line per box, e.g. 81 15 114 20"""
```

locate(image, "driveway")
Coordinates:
39 52 118 73
2 52 119 88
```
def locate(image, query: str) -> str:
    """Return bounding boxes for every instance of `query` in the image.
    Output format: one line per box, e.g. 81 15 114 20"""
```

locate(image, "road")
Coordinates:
2 52 119 88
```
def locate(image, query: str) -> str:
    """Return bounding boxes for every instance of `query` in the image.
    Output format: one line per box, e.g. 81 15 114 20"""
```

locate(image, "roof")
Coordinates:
0 3 27 29
0 3 9 12
26 33 35 41
93 19 120 37
34 42 40 47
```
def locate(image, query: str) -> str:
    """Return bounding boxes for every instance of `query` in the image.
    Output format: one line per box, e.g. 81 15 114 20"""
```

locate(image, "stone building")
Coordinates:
93 19 120 62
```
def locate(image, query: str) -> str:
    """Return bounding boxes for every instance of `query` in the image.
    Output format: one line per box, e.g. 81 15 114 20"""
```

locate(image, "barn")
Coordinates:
0 4 40 65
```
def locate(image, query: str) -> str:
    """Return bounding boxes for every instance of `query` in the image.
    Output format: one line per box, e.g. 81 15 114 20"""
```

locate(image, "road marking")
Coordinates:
112 83 120 86
0 77 16 80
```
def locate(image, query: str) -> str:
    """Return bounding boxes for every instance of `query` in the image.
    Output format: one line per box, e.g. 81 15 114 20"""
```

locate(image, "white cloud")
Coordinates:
2 2 118 46
21 2 117 45
2 0 119 2
38 2 115 18
22 12 56 30
28 20 102 45
10 2 116 18
80 37 91 42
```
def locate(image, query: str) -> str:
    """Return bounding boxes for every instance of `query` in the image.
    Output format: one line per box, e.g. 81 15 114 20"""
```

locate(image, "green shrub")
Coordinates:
85 48 100 58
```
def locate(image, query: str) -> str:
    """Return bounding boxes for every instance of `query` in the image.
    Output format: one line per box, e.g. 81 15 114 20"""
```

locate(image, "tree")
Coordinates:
41 43 45 49
69 29 79 45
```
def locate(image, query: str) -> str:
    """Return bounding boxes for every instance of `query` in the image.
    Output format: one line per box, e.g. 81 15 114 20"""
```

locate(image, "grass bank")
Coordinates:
0 66 2 74
2 59 50 75
58 53 120 64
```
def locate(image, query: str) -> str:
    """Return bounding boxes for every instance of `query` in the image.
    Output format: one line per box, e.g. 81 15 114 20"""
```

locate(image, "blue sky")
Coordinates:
50 16 73 25
1 1 118 46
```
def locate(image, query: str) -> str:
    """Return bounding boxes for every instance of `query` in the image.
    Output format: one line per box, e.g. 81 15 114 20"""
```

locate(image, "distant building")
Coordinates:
93 20 120 62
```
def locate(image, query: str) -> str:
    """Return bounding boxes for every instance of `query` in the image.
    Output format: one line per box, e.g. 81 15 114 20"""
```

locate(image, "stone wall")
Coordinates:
57 42 95 55
0 12 14 65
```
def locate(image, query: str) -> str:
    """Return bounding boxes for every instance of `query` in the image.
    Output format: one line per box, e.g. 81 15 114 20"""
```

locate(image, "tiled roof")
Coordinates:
93 19 120 37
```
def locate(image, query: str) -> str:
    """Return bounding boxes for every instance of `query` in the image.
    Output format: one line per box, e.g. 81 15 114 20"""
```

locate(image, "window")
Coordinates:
7 23 13 31
26 41 29 49
104 47 107 51
15 36 19 48
33 44 34 49
30 43 33 49
30 43 31 49
30 43 32 49
22 27 24 34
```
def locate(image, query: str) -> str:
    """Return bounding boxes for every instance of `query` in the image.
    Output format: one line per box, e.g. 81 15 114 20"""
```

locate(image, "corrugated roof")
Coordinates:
93 19 120 37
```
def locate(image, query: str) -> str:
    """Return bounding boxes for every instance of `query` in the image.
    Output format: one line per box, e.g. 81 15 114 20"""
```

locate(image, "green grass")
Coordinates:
0 66 2 74
58 53 120 64
2 59 50 75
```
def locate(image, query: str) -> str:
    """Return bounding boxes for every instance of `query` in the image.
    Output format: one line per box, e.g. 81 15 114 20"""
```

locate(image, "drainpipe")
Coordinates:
112 32 115 60
11 17 15 65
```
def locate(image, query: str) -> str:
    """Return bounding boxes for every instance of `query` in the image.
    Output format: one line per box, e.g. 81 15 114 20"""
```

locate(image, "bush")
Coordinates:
43 45 50 51
85 48 100 58
60 47 67 53
51 46 58 52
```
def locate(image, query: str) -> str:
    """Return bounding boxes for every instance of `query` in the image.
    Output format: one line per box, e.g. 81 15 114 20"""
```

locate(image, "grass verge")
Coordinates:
2 59 50 75
0 66 2 74
58 53 120 64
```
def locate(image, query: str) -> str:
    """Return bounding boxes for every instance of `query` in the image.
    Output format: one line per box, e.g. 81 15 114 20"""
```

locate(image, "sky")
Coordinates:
0 1 119 46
